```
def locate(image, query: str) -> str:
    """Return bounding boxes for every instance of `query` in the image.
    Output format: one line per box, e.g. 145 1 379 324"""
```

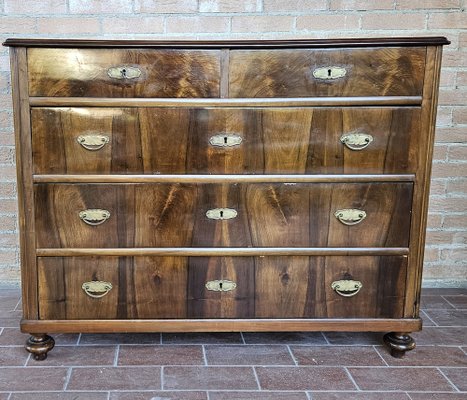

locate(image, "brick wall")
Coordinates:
0 0 465 287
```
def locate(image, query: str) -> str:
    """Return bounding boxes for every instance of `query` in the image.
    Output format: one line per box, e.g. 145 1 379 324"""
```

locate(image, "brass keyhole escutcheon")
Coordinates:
205 280 237 292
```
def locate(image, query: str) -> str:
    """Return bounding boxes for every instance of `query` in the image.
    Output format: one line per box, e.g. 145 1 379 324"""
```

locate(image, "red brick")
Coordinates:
453 107 467 124
0 146 14 164
206 345 294 365
0 232 17 247
4 0 67 14
429 12 467 29
425 230 459 245
297 14 359 31
210 393 306 400
444 215 467 229
69 0 132 13
424 264 467 279
110 393 206 400
135 0 198 13
443 51 467 68
431 162 467 179
460 32 467 48
429 195 467 213
457 71 467 86
0 250 16 264
200 0 261 12
439 88 467 105
429 180 446 195
0 165 16 180
0 199 17 213
361 13 426 30
331 0 393 10
435 127 466 143
427 213 443 228
0 18 36 34
167 16 229 34
0 182 15 198
433 144 448 161
424 247 440 262
291 346 385 366
0 72 10 92
448 146 467 161
0 367 68 391
446 179 467 194
265 0 327 11
232 16 294 33
440 69 456 87
102 17 164 34
397 0 460 9
0 215 16 231
37 17 100 34
436 107 453 126
441 248 467 263
118 345 204 365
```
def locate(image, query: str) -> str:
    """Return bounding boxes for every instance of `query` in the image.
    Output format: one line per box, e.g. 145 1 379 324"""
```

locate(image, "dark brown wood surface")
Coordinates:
34 182 413 248
37 255 406 320
32 106 421 175
28 48 221 97
229 48 426 97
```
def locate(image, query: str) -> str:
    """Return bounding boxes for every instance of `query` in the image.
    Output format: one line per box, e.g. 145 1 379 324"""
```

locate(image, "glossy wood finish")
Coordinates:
34 182 413 248
28 48 221 98
32 107 421 175
37 255 406 320
229 48 426 97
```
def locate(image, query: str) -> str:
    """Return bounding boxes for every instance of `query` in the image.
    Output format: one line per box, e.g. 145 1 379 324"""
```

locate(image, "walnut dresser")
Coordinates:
4 37 449 360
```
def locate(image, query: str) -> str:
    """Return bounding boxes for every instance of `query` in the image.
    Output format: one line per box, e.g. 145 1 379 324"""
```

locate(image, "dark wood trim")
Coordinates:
10 48 38 320
36 247 410 257
21 318 422 333
33 174 416 183
29 96 423 107
3 37 450 48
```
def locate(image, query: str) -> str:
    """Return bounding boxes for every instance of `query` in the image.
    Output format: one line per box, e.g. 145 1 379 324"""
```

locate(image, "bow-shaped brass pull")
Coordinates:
331 279 362 297
82 281 113 298
340 133 373 151
77 134 109 151
334 209 366 226
107 66 141 80
79 209 111 226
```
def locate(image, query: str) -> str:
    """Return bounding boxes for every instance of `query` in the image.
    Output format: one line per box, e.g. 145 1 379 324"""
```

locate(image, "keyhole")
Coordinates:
219 282 223 290
219 210 224 218
121 68 127 78
224 136 228 144
327 68 332 77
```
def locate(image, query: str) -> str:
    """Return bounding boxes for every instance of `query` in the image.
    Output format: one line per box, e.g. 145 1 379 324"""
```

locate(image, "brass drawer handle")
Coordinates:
206 208 237 220
107 66 142 80
82 281 113 298
334 209 366 226
77 134 109 151
79 209 111 226
340 133 373 151
313 66 347 80
209 133 243 147
331 279 362 297
206 279 237 292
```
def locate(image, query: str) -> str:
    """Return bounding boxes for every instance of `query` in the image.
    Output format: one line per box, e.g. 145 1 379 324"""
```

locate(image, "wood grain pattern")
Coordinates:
37 255 406 320
32 107 421 174
28 48 221 97
229 48 426 97
34 182 413 248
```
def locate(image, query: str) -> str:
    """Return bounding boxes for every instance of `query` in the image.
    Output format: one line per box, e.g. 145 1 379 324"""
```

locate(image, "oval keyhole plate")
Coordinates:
313 66 347 80
206 208 237 220
209 133 243 147
205 279 237 292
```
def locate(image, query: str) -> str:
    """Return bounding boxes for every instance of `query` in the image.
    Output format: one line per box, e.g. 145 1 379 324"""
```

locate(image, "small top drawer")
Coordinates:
229 47 426 97
27 48 221 98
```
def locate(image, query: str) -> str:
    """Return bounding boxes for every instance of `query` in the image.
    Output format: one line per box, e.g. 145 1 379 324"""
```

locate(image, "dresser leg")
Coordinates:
25 334 55 361
383 332 415 358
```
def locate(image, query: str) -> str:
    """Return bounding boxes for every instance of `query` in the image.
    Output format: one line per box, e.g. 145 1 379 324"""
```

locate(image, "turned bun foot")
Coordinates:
25 334 55 361
383 332 415 358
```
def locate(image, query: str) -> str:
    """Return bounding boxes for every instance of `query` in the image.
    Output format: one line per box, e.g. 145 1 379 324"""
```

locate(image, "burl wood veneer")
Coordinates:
4 37 449 360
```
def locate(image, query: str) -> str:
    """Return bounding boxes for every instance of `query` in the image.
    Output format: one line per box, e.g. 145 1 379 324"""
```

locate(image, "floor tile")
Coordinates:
242 332 326 345
348 367 454 391
290 345 385 366
205 345 294 365
420 310 437 326
164 366 258 390
27 345 116 366
323 332 382 345
424 310 467 326
0 395 9 400
0 310 22 327
79 333 161 345
0 328 79 346
256 366 355 390
67 367 161 390
309 393 410 399
413 327 467 346
118 345 204 365
408 393 467 399
9 393 108 400
0 346 29 366
109 392 207 400
421 295 455 309
162 332 243 344
377 345 467 366
209 392 308 399
422 289 467 296
444 295 467 309
0 367 68 391
440 367 467 391
0 296 20 311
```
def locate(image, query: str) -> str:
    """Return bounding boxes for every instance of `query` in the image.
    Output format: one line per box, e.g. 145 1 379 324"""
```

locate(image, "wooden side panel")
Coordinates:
34 183 413 248
32 107 421 175
229 47 426 97
28 48 221 97
255 256 407 318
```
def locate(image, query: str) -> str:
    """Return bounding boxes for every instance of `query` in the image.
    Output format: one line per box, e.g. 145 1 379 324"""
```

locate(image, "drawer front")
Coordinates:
229 47 425 97
35 182 413 248
32 107 421 175
28 48 221 98
38 255 406 320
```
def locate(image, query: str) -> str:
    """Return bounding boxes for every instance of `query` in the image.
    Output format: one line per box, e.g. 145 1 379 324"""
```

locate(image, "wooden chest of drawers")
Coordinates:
4 37 449 360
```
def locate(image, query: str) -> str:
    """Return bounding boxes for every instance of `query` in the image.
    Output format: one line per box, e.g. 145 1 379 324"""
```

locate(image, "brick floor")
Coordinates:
0 288 465 398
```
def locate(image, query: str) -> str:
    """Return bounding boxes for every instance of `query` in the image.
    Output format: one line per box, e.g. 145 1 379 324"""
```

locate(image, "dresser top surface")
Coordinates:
3 36 450 48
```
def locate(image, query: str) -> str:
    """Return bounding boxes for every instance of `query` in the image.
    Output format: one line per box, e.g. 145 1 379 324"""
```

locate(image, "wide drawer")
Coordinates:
34 182 413 248
32 107 421 174
38 255 407 320
28 48 221 98
229 47 426 97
